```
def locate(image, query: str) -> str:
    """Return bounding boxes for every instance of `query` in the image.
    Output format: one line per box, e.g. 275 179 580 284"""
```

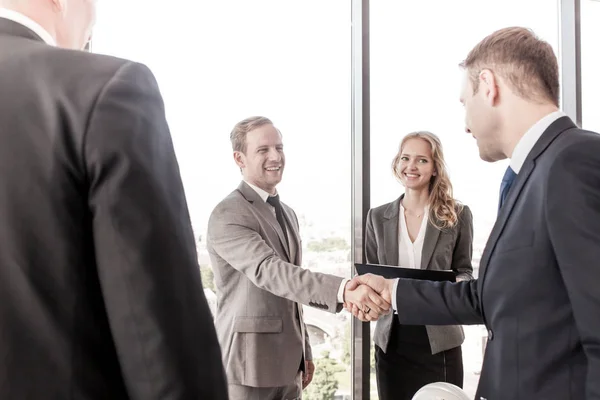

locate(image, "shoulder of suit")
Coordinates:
207 190 249 231
29 45 148 91
40 44 128 72
456 202 470 214
546 129 600 175
535 128 600 174
553 127 600 150
454 203 472 222
211 189 250 214
369 200 396 218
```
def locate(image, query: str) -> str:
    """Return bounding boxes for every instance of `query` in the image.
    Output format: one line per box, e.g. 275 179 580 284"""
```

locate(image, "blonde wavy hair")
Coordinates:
391 131 463 230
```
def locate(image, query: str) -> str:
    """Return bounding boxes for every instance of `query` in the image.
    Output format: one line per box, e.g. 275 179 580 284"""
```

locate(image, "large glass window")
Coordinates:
369 2 559 398
93 1 352 398
91 1 573 397
582 0 600 132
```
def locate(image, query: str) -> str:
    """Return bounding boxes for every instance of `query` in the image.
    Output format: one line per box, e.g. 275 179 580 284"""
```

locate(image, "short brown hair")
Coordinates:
230 116 273 153
460 27 559 106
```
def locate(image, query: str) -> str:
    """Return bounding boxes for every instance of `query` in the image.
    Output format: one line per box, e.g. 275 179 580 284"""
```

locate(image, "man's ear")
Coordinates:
479 69 499 106
51 0 66 13
233 151 245 169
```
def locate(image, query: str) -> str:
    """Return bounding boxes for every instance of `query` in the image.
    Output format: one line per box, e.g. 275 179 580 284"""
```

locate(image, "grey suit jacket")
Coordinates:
394 117 600 399
0 19 227 400
365 196 474 354
207 181 343 387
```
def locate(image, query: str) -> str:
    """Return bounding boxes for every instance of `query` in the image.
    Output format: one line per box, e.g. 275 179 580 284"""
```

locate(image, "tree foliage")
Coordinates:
303 351 344 400
200 265 215 291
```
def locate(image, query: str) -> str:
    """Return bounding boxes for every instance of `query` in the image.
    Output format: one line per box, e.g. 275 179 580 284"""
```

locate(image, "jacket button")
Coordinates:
488 329 494 341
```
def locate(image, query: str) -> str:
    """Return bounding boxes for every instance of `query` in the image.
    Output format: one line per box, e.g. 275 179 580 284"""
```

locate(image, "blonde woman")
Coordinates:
365 132 473 400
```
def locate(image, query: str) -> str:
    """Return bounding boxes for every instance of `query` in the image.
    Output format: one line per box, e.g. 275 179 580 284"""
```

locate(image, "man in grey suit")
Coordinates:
0 1 227 399
349 27 600 399
207 116 390 399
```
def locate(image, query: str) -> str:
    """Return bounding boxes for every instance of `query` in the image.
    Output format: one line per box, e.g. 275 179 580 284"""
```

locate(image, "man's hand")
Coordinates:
302 360 315 389
343 277 392 322
344 274 396 321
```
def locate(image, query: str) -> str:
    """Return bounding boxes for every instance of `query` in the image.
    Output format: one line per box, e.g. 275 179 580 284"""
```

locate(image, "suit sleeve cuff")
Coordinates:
337 279 349 303
392 279 399 311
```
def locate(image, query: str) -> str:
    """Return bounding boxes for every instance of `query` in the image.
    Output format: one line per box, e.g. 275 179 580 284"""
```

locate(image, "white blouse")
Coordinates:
398 203 429 269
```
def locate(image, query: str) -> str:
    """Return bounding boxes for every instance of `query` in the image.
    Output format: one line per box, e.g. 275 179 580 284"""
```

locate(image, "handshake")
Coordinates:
342 274 396 322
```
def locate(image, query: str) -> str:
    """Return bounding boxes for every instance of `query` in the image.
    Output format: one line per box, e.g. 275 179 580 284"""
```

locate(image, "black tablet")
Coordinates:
355 263 456 282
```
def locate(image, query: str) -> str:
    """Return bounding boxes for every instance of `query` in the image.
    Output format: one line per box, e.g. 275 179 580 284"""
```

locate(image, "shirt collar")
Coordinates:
244 181 277 203
509 110 566 174
0 8 56 46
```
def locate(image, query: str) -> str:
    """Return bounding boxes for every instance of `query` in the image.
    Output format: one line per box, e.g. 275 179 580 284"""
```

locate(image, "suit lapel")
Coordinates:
420 217 441 269
478 160 535 281
383 197 401 266
282 206 301 265
478 117 577 284
237 182 292 261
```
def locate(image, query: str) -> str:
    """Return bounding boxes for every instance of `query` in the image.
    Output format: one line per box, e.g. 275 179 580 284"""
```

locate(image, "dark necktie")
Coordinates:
267 195 288 245
498 166 517 214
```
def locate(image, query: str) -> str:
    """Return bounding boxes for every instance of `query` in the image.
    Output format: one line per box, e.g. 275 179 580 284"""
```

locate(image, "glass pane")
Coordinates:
582 0 600 132
92 1 352 399
369 1 558 399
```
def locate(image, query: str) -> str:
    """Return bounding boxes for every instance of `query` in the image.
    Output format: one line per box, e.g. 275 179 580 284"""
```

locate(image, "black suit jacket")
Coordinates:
395 116 600 399
0 19 227 399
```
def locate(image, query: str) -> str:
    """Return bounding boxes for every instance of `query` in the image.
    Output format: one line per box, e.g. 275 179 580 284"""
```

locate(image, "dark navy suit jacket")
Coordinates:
395 116 600 400
0 18 227 400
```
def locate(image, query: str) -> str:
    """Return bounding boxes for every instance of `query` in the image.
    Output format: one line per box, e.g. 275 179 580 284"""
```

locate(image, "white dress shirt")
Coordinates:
244 181 348 303
391 110 567 311
510 110 566 173
0 8 56 46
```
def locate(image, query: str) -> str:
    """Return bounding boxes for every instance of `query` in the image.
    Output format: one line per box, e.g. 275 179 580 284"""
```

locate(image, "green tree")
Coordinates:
200 265 215 291
304 352 344 400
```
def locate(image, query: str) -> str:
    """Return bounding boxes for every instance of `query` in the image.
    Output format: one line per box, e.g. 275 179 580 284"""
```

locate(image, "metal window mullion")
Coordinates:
351 1 371 399
558 0 582 125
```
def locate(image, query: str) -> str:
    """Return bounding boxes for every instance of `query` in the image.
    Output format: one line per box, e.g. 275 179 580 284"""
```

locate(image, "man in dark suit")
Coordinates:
349 27 600 399
0 1 227 399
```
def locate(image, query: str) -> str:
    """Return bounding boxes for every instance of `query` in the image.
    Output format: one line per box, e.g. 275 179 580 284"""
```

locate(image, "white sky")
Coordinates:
91 0 600 254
